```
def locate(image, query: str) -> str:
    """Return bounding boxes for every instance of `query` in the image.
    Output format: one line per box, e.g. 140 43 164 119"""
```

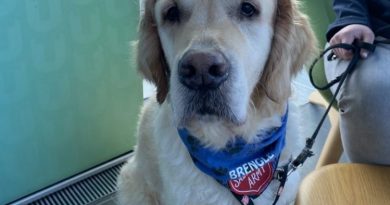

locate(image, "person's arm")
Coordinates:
327 0 375 60
327 0 371 41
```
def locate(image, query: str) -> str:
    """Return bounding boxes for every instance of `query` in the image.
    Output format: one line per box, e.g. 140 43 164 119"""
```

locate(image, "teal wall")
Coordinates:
0 0 141 204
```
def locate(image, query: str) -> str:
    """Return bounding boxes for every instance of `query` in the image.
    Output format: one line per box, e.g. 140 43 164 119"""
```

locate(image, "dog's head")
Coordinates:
137 0 316 129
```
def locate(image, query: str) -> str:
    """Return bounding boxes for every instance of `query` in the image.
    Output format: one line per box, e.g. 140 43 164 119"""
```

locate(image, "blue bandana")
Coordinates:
178 112 287 204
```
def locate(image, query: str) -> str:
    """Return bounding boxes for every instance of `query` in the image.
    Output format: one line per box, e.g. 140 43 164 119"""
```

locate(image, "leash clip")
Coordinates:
272 161 290 205
327 51 338 61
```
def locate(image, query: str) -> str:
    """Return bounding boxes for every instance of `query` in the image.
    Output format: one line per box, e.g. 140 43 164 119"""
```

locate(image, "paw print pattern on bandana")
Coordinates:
212 167 229 177
224 141 245 155
187 135 202 152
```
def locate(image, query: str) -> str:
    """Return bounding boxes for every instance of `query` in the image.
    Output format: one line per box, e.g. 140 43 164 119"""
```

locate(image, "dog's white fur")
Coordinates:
117 0 316 204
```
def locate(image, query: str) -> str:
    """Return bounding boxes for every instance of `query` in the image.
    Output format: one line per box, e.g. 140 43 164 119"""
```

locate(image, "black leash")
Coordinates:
271 40 384 205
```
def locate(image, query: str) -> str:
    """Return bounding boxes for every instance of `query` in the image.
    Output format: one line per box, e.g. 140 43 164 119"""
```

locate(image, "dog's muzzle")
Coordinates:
178 50 229 90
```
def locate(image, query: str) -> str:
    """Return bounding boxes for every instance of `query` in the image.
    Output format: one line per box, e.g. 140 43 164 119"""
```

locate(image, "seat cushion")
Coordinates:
296 163 390 205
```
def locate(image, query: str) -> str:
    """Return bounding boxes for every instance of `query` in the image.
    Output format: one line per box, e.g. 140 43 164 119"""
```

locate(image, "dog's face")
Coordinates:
138 0 316 128
155 0 276 126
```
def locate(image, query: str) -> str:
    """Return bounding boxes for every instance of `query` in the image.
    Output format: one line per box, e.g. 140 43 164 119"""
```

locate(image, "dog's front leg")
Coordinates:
117 160 160 205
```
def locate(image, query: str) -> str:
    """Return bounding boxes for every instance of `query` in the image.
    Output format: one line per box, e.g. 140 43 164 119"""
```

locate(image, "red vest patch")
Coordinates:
228 161 274 196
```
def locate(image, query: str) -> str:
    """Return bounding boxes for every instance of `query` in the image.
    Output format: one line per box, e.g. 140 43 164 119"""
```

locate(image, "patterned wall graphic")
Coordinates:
0 0 142 203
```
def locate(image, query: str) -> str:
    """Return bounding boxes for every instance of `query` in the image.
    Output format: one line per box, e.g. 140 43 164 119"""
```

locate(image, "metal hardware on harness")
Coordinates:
272 160 290 205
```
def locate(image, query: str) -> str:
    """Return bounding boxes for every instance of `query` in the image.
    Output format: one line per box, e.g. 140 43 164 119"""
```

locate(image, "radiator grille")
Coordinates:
9 153 131 205
28 164 122 205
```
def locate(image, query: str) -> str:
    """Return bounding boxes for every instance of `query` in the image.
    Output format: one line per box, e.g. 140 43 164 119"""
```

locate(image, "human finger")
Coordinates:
359 29 375 58
339 34 355 60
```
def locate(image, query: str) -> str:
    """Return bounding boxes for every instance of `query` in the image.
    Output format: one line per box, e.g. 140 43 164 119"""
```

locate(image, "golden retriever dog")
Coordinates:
117 0 316 204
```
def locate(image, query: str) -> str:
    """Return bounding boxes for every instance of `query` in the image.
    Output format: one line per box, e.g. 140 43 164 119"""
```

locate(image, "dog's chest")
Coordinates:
153 127 238 205
154 130 291 205
151 105 294 205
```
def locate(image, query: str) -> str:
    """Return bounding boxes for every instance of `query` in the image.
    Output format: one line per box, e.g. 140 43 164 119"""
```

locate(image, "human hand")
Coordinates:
330 24 375 60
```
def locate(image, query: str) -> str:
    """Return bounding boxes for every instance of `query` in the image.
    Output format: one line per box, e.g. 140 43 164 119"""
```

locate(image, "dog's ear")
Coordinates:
137 0 169 104
253 0 317 105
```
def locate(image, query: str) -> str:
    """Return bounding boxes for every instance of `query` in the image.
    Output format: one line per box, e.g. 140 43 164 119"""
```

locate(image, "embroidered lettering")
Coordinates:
232 176 245 187
228 161 274 196
255 158 265 167
247 161 259 171
229 154 275 180
236 167 245 178
248 169 263 189
243 164 250 175
229 170 237 179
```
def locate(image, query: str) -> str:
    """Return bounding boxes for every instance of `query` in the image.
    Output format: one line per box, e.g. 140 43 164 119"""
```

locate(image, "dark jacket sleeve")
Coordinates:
326 0 371 41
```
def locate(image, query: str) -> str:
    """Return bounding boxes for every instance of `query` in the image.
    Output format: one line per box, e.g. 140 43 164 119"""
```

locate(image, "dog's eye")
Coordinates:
240 2 258 18
164 5 180 23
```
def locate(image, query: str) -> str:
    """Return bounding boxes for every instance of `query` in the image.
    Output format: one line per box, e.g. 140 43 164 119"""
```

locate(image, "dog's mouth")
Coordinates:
178 88 244 126
172 50 248 126
186 89 225 113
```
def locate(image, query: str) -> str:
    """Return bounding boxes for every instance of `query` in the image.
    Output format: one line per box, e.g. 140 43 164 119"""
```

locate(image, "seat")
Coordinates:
295 1 390 205
296 164 390 205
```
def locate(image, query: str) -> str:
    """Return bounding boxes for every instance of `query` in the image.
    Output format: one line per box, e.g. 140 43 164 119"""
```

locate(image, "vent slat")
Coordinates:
75 183 93 203
84 180 102 199
91 175 110 195
56 193 66 205
64 188 82 205
43 197 51 205
86 177 106 197
52 194 63 204
100 172 116 188
55 193 66 205
80 181 99 201
96 174 115 193
107 170 118 182
69 186 87 205
58 190 74 205
47 196 56 205
22 162 126 205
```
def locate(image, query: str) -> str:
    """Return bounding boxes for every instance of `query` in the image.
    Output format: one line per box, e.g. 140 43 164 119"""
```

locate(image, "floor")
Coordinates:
96 70 333 205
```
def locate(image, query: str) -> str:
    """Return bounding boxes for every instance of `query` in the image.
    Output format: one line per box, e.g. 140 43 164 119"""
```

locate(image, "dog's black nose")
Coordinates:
178 51 229 90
